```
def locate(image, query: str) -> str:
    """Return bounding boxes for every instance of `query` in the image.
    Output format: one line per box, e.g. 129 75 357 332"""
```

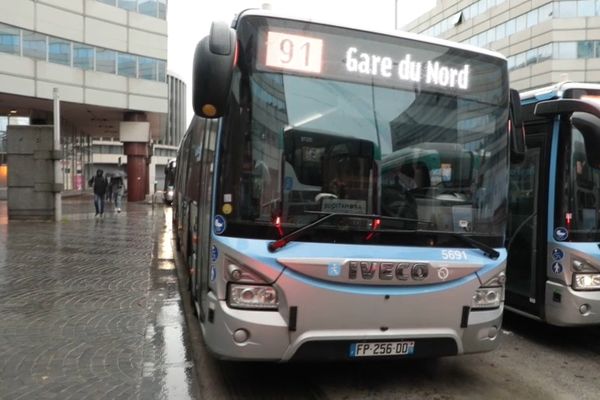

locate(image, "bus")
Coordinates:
507 82 600 326
176 9 524 361
163 159 176 205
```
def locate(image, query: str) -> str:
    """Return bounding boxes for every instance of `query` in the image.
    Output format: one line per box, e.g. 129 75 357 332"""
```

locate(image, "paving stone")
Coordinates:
0 199 198 400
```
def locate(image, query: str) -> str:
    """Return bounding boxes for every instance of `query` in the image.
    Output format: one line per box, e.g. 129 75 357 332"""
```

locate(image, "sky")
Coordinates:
167 0 437 124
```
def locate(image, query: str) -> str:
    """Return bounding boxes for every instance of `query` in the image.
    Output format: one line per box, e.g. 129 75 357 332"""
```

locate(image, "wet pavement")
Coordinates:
0 197 199 400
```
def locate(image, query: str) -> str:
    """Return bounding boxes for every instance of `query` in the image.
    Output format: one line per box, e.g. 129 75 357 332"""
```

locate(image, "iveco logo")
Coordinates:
348 261 429 281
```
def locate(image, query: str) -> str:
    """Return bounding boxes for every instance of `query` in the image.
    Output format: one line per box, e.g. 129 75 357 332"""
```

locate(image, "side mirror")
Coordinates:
192 21 237 118
571 112 600 169
509 88 526 163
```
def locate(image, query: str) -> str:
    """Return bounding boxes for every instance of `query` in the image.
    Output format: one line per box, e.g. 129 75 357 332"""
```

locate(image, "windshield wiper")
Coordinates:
411 229 500 260
267 212 431 252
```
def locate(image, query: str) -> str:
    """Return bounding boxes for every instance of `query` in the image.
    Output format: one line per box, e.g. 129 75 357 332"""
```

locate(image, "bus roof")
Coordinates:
232 9 507 62
520 81 600 103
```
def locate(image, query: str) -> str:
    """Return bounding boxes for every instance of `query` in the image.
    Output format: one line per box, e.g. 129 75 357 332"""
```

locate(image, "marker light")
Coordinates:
202 104 217 117
572 260 586 272
228 284 278 310
365 218 381 241
572 273 600 291
226 259 265 284
273 215 284 237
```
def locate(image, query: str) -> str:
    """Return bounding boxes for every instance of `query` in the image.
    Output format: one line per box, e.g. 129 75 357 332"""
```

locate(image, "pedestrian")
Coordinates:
88 169 108 217
112 175 124 213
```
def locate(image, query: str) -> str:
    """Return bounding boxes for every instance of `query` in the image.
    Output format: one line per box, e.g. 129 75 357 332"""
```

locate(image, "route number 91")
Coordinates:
441 250 468 260
265 31 323 74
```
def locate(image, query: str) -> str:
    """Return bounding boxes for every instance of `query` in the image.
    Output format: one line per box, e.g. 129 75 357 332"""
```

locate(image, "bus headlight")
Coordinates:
228 284 279 310
572 273 600 291
472 271 505 309
472 287 502 309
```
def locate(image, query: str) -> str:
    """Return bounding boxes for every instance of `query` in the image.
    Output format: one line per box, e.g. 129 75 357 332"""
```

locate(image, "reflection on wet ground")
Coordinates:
0 198 199 399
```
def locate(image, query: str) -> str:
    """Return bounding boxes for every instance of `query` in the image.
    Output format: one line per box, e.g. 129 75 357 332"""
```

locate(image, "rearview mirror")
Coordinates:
192 21 237 118
571 112 600 169
509 88 526 163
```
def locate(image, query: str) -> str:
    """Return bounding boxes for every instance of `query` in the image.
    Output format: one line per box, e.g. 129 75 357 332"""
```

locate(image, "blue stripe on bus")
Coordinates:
211 236 506 296
549 242 600 261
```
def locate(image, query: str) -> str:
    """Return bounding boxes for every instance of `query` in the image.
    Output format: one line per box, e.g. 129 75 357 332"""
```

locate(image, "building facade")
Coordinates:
405 0 600 91
0 0 168 200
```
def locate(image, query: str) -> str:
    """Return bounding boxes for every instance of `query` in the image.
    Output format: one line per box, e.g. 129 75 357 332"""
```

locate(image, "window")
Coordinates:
139 56 157 80
0 23 20 55
73 44 94 70
539 4 553 22
515 52 526 68
118 0 137 11
556 42 577 59
158 0 167 19
451 11 463 26
478 0 487 14
527 10 538 28
495 23 505 41
117 53 136 77
577 41 594 58
515 14 526 32
22 31 46 60
526 49 537 65
96 48 116 73
507 57 515 70
558 1 578 17
538 43 552 61
505 18 516 35
138 0 157 17
98 0 116 5
579 0 595 16
48 37 71 66
158 60 166 82
487 27 495 43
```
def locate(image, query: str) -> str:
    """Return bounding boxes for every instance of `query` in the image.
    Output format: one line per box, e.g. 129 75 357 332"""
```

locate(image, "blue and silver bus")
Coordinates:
507 82 600 326
176 9 523 361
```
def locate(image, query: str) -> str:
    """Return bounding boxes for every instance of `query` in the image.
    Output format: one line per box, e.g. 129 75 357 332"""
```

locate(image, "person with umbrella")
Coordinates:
110 171 125 213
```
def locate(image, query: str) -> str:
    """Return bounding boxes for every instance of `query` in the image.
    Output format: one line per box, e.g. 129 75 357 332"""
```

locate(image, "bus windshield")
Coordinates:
556 127 600 241
216 15 509 247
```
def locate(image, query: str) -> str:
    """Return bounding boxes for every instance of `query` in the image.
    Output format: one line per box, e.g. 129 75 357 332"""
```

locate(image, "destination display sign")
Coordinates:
256 25 485 92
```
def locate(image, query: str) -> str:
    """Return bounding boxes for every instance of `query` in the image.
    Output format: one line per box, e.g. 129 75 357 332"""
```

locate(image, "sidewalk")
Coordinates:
0 199 199 399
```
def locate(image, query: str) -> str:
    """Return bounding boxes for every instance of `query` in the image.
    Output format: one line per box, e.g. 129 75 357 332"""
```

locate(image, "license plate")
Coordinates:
350 341 415 357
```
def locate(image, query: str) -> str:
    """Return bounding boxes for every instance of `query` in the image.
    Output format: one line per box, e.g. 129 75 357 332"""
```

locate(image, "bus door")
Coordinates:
507 131 550 317
195 120 218 321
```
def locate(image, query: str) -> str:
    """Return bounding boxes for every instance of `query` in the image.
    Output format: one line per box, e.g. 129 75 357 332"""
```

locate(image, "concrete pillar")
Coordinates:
119 114 150 202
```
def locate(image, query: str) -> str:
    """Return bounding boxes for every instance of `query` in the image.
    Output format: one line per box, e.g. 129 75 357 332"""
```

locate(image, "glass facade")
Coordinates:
419 1 600 73
424 1 600 50
0 23 166 83
420 0 507 37
96 0 167 19
505 41 600 70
